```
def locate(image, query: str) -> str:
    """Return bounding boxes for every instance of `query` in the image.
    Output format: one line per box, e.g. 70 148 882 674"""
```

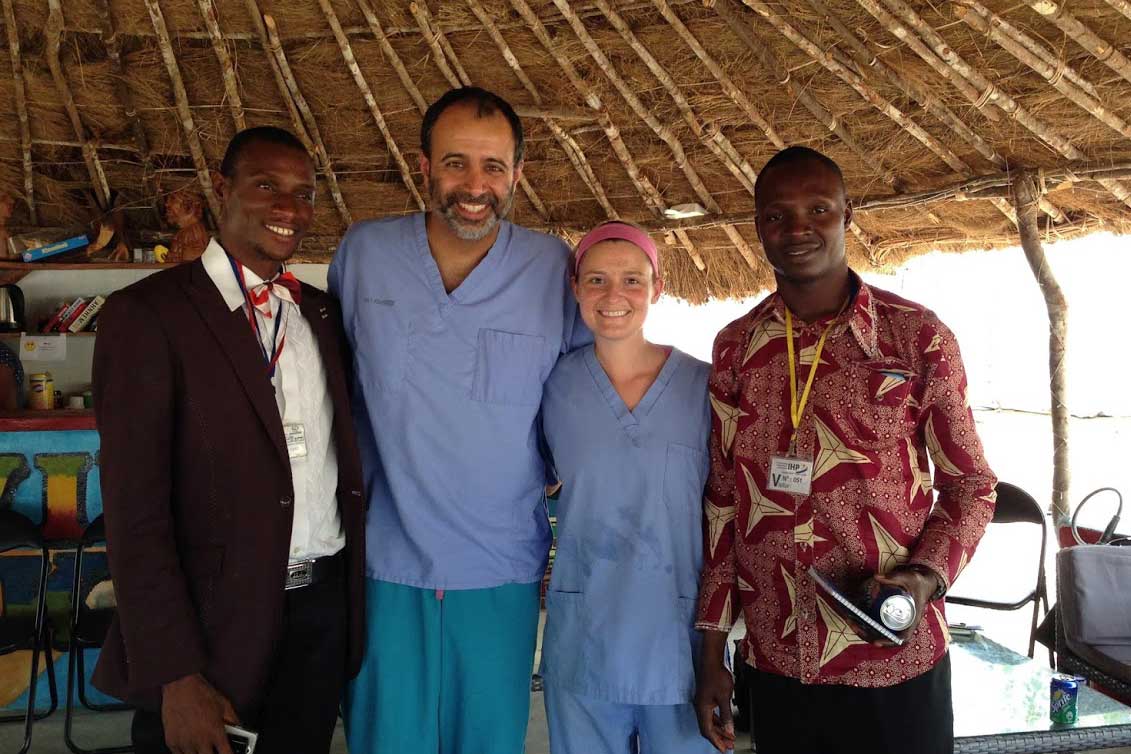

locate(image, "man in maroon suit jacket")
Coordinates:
93 127 366 754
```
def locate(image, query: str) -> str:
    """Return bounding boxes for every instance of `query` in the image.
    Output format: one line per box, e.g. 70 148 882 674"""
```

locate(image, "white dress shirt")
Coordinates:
202 238 344 562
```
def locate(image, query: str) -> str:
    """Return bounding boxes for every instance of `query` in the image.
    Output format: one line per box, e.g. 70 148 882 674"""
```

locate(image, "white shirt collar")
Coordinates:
201 237 277 313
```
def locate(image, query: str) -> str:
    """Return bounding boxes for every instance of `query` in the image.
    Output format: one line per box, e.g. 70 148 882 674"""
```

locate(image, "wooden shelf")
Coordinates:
0 261 172 271
0 331 96 337
0 409 95 431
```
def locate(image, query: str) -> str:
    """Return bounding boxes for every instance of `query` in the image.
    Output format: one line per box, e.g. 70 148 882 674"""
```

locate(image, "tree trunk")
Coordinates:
1012 172 1071 521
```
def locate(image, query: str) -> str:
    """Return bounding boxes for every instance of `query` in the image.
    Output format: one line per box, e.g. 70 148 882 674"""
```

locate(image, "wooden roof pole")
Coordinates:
317 0 424 212
94 0 159 207
552 0 765 271
713 0 880 261
46 0 111 210
354 0 428 113
955 2 1131 144
2 0 34 223
141 0 221 219
409 1 549 223
650 0 784 150
507 0 708 272
464 0 617 220
261 15 352 227
196 0 246 131
1022 0 1131 87
1104 0 1131 22
241 0 312 155
804 0 1065 226
1012 171 1070 522
862 0 1131 210
591 0 759 193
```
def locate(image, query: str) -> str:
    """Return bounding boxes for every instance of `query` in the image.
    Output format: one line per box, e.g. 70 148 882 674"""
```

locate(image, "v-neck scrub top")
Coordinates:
540 346 711 704
329 214 588 590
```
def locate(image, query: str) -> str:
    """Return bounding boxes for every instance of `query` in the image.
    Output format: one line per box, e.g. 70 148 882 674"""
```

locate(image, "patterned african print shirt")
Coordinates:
695 274 996 687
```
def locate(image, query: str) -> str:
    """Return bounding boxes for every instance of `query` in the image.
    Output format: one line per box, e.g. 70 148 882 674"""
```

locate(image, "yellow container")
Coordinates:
28 372 54 410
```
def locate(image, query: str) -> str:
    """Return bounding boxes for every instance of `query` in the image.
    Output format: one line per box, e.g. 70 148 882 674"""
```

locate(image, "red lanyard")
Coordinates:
228 255 287 377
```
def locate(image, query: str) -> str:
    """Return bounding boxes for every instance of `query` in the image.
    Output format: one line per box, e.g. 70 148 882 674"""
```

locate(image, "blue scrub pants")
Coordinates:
343 578 541 754
545 683 716 754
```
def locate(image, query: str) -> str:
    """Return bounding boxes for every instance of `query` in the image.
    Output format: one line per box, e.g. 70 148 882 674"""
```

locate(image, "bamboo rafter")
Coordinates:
464 0 617 219
744 0 1034 227
650 0 785 150
46 0 111 210
715 0 897 191
1022 0 1131 87
196 0 246 131
553 0 764 271
95 0 159 205
410 1 549 222
507 0 709 271
141 0 221 219
954 1 1131 144
1104 0 1131 23
262 14 352 226
317 0 424 212
242 0 314 156
1 0 34 222
356 0 428 113
861 0 1131 209
714 0 881 259
591 0 759 194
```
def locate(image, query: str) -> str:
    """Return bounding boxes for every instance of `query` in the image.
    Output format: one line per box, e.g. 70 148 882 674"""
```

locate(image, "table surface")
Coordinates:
952 631 1131 753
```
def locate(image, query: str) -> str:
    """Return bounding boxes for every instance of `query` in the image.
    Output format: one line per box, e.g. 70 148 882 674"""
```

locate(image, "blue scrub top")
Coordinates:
330 214 589 590
541 345 711 705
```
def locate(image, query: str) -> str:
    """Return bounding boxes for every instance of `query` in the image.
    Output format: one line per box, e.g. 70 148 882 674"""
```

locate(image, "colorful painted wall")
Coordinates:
0 426 117 710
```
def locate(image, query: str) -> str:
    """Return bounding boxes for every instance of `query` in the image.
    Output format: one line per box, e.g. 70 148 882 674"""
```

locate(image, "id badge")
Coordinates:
284 422 308 459
767 455 814 495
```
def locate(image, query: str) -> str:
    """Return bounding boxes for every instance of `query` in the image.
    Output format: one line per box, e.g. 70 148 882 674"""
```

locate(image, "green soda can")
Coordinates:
1050 674 1080 724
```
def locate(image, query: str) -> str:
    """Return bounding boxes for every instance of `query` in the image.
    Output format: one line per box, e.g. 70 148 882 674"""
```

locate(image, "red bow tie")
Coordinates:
248 271 302 318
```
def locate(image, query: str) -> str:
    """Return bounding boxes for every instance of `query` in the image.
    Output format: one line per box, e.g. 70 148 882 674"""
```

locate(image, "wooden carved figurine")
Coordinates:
0 193 14 260
163 188 208 264
87 191 132 262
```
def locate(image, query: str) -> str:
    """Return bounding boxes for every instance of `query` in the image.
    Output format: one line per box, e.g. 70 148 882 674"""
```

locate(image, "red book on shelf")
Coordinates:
40 301 71 333
56 297 89 333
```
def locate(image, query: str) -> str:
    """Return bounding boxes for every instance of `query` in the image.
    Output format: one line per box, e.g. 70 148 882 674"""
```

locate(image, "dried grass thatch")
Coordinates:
1 0 1130 301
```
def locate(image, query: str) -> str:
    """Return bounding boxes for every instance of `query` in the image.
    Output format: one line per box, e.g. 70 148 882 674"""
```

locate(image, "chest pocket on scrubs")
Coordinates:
663 442 709 599
471 328 546 406
354 300 405 394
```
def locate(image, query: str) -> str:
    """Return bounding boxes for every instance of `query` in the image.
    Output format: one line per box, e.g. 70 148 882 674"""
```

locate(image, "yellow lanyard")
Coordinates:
784 300 849 450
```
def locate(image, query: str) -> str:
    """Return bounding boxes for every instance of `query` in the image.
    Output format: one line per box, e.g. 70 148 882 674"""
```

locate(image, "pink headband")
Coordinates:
574 222 660 277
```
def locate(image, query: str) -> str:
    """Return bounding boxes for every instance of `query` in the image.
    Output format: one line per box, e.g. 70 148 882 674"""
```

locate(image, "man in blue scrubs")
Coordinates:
331 87 586 754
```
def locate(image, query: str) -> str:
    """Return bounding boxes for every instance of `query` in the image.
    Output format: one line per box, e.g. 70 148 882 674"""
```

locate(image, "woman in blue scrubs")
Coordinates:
541 222 714 754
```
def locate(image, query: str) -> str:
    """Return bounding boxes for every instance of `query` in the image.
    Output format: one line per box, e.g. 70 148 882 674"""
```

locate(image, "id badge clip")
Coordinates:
284 422 308 460
767 449 814 495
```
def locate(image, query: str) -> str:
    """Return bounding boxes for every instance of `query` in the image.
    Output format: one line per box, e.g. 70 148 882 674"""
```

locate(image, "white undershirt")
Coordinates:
202 238 344 562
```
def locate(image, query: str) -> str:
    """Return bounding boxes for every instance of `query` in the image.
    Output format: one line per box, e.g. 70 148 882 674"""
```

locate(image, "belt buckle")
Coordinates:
285 559 314 590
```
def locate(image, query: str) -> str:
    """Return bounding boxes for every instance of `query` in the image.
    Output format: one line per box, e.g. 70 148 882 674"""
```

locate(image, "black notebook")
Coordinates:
809 567 905 646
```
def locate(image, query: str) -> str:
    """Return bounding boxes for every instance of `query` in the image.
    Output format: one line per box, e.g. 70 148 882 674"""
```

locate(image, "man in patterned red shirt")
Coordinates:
693 147 997 754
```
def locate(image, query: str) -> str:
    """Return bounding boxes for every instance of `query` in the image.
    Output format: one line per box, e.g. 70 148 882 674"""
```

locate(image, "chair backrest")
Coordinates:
992 482 1045 526
0 510 42 554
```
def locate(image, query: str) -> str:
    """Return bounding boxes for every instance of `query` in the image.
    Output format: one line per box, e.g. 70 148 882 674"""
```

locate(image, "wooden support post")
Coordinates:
196 0 246 131
1012 172 1070 522
2 0 34 223
262 15 352 227
142 0 222 219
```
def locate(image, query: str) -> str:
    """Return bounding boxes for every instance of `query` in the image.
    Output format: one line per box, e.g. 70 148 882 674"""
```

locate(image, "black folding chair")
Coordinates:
0 509 58 754
947 481 1050 659
62 514 132 754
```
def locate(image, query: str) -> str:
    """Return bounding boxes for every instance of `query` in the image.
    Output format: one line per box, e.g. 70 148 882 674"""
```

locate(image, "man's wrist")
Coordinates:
898 564 945 601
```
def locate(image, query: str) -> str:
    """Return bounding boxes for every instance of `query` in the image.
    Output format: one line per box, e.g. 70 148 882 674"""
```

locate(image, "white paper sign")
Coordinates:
19 334 67 361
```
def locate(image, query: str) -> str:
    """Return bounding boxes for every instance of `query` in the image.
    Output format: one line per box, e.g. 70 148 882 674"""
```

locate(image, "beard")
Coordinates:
431 182 516 241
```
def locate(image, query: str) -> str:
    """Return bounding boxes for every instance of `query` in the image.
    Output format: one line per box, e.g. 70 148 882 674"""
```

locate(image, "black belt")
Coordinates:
284 552 342 590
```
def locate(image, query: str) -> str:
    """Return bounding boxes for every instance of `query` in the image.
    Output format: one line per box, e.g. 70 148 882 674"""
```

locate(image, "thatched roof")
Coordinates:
1 0 1130 301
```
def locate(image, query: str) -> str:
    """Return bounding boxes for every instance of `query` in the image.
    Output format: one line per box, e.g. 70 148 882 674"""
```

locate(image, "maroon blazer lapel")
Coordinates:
182 259 289 468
